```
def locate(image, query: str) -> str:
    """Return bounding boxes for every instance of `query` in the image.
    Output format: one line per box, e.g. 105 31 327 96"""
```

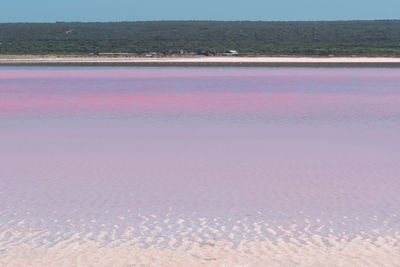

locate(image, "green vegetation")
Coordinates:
1 20 400 56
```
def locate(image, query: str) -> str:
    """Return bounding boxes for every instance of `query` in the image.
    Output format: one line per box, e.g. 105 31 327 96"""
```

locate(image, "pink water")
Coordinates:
1 67 400 266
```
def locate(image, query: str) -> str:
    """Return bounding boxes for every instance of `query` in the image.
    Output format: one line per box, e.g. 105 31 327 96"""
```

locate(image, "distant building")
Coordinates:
96 53 134 57
144 52 158 57
222 50 239 56
197 50 217 56
162 50 187 56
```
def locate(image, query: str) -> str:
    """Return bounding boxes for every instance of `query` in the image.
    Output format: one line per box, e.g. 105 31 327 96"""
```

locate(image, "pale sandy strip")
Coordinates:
1 56 400 64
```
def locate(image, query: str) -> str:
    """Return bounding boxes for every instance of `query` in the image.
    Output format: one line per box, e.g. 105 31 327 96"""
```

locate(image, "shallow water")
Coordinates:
1 67 400 266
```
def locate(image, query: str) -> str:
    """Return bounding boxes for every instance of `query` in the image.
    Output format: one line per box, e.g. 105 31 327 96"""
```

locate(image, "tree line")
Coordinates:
0 20 400 56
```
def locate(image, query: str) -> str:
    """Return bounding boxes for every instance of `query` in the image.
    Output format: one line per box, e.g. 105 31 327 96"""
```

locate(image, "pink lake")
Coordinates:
1 67 400 266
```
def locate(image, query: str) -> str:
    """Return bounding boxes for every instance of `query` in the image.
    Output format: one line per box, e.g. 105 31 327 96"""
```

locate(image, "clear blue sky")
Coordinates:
2 0 400 22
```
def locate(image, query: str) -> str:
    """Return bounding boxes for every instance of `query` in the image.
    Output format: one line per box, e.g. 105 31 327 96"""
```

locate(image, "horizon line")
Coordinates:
1 19 400 24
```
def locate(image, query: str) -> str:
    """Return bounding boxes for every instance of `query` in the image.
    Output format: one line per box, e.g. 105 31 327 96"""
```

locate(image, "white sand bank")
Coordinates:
2 56 400 65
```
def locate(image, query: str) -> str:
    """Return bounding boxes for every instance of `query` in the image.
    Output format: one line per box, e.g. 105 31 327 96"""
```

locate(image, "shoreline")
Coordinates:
2 56 400 67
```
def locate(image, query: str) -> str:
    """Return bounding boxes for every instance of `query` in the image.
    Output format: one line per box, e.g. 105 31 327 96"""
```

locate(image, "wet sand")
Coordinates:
2 227 399 266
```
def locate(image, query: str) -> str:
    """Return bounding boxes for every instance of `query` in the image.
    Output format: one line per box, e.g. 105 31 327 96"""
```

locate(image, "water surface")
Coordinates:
1 67 400 266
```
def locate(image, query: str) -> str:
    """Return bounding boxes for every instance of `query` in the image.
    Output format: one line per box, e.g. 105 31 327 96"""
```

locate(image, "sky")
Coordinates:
2 0 400 22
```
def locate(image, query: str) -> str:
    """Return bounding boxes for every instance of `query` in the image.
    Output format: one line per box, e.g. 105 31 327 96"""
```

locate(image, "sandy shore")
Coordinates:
2 227 399 266
2 55 400 66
